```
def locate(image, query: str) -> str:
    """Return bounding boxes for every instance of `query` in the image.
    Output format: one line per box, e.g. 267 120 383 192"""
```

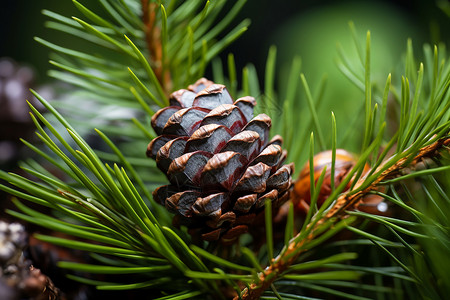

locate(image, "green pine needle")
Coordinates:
0 2 448 299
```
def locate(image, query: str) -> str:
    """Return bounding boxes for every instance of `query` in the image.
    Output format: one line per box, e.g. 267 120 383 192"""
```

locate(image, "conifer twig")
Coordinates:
141 0 172 94
236 136 449 300
326 136 450 219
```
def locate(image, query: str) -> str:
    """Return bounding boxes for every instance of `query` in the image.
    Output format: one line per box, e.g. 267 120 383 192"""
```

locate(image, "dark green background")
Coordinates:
1 0 448 85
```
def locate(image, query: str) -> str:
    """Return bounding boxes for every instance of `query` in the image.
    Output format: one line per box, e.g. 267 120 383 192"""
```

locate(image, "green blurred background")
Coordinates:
1 0 449 85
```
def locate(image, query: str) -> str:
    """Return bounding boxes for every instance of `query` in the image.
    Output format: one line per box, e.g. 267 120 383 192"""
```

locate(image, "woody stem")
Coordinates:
237 136 449 300
141 0 172 95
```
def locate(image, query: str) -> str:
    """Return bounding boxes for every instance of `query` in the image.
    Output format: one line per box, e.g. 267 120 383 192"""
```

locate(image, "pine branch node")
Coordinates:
326 136 450 219
141 0 172 94
236 136 449 299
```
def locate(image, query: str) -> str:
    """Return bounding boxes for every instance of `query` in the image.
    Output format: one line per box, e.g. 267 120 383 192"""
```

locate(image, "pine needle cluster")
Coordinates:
1 1 449 299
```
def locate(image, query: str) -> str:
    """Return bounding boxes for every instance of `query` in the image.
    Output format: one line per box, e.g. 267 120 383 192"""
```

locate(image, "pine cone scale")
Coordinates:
186 124 233 154
234 162 272 193
151 107 181 135
168 151 213 186
192 84 233 109
192 192 227 216
156 137 189 172
200 104 247 134
201 151 247 191
146 135 177 159
234 194 258 212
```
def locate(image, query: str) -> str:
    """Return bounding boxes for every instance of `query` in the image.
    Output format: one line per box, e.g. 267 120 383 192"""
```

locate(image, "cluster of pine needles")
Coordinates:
1 1 449 299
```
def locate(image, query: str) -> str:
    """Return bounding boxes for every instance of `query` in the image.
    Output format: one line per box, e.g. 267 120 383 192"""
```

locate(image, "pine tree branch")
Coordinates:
326 136 450 219
141 0 172 94
236 136 449 300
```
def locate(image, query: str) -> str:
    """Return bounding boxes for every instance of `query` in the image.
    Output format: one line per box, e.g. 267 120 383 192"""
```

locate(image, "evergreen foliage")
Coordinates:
1 0 449 299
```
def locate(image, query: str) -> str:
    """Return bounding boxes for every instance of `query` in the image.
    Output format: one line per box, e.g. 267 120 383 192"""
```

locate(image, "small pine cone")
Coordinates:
0 220 62 300
293 149 358 211
0 220 27 267
21 266 61 300
292 149 388 216
147 78 294 244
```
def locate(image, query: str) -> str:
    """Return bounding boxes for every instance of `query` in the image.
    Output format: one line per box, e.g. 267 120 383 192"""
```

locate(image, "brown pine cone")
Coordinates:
147 78 294 244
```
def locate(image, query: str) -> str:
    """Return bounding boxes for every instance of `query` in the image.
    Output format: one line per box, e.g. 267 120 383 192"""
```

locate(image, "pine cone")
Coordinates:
147 78 294 244
0 220 62 300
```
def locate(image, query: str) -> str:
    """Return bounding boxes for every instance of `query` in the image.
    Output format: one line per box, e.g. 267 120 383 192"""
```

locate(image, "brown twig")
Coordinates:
325 136 450 219
141 0 172 95
236 136 449 300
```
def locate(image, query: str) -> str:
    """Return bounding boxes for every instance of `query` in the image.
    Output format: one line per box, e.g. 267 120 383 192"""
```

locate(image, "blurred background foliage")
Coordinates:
2 0 449 86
